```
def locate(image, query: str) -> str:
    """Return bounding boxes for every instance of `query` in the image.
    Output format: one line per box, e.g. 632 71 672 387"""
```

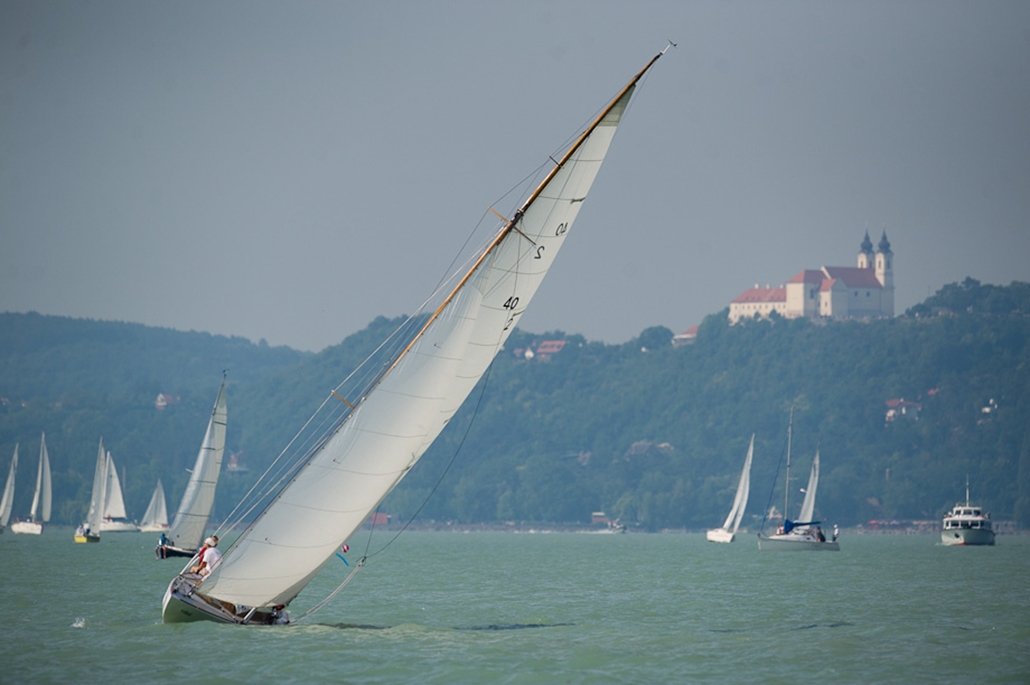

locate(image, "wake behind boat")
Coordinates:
707 434 754 543
162 49 668 625
757 409 839 551
941 479 995 546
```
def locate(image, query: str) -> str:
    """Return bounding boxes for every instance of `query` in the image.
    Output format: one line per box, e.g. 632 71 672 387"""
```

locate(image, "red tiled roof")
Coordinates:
535 340 567 355
787 270 825 284
822 266 882 289
731 287 786 304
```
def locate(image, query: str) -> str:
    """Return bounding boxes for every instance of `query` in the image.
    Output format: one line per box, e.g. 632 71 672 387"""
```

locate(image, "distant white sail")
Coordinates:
103 452 128 520
721 434 754 533
798 451 819 524
85 439 107 533
167 379 227 551
0 445 17 528
141 479 169 532
39 433 51 523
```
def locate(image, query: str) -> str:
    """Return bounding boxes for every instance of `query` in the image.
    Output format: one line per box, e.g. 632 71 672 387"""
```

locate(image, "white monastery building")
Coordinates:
729 231 895 323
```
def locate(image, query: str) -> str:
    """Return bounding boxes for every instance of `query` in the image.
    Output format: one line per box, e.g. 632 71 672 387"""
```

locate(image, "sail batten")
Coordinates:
171 52 663 617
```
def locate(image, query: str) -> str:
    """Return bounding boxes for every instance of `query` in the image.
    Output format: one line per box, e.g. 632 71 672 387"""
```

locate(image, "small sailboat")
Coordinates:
99 452 139 532
757 409 839 551
74 439 106 542
0 445 17 533
162 49 668 625
706 434 754 543
140 479 170 533
157 378 227 558
11 433 52 535
941 478 995 546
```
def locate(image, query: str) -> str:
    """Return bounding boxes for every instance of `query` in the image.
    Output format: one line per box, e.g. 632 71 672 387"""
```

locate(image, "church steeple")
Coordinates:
857 230 875 269
875 229 894 316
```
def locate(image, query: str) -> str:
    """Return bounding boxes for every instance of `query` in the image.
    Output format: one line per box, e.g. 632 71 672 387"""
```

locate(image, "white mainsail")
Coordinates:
167 379 227 550
194 51 666 612
85 439 108 533
29 432 52 523
141 479 170 532
0 445 17 529
797 450 820 524
721 434 754 533
103 452 128 520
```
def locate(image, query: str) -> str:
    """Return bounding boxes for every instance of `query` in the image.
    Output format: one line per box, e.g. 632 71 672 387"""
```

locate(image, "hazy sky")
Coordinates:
3 2 1028 352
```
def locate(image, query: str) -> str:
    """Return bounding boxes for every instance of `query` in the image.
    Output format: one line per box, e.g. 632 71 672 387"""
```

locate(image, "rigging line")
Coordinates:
759 429 791 534
364 357 498 561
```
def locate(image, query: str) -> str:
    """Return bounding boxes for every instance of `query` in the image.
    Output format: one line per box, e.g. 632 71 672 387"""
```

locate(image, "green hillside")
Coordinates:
2 279 1028 531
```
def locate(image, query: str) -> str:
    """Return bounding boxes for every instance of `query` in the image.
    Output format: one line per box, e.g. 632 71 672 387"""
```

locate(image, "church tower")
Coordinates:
875 230 894 316
857 230 875 269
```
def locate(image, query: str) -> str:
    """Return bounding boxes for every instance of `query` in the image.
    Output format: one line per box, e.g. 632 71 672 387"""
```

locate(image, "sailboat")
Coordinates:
99 452 139 532
0 445 17 534
757 409 839 551
74 439 106 542
162 49 668 625
158 378 228 557
11 433 52 535
706 434 754 543
140 479 170 533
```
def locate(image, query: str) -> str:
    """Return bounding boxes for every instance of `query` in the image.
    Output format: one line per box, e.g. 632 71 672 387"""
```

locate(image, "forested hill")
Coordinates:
1 279 1028 530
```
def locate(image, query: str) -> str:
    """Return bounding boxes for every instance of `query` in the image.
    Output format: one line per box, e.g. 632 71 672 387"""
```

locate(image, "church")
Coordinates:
728 231 895 323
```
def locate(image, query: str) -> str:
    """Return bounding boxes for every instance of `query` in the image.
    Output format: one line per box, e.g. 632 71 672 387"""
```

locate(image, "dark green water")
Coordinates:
2 530 1027 683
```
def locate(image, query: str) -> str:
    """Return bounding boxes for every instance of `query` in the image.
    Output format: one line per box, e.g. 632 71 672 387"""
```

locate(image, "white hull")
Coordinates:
162 576 287 625
99 520 139 532
706 528 735 543
10 521 43 535
141 523 170 533
757 532 839 551
941 528 995 546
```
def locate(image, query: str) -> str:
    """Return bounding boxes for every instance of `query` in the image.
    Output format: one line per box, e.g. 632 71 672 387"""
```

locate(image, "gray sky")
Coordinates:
3 1 1028 352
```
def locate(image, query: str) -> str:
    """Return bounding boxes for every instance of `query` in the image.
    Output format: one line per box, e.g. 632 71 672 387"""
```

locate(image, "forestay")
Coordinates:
200 65 653 609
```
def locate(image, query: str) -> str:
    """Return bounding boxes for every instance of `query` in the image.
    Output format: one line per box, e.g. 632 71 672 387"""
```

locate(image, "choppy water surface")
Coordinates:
2 530 1027 683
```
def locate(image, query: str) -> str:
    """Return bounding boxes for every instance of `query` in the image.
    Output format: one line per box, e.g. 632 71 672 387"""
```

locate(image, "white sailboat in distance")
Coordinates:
157 378 227 557
99 452 139 532
162 48 669 625
140 479 170 533
11 433 52 535
74 439 106 542
706 434 754 543
0 445 17 533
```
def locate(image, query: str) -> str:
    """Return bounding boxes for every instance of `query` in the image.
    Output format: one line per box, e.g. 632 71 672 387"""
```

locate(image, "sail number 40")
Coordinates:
503 296 519 331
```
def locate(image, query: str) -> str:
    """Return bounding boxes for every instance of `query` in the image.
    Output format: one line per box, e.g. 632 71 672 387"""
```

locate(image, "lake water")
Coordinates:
1 529 1027 683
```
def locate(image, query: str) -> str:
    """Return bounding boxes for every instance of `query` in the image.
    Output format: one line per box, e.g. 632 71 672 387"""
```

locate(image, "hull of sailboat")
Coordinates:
141 523 170 533
706 528 736 543
162 576 287 625
10 521 43 534
99 520 139 532
941 529 995 546
157 544 198 559
757 533 839 551
74 533 101 543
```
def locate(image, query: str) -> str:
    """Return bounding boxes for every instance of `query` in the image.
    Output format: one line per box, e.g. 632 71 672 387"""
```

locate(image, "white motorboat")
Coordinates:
941 479 995 546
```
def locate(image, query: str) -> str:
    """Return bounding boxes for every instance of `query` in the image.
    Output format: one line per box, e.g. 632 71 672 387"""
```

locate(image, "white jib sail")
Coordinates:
168 379 228 550
142 479 169 529
40 433 51 523
200 78 646 609
722 434 754 533
86 439 107 532
0 445 17 528
104 452 128 520
798 450 820 523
